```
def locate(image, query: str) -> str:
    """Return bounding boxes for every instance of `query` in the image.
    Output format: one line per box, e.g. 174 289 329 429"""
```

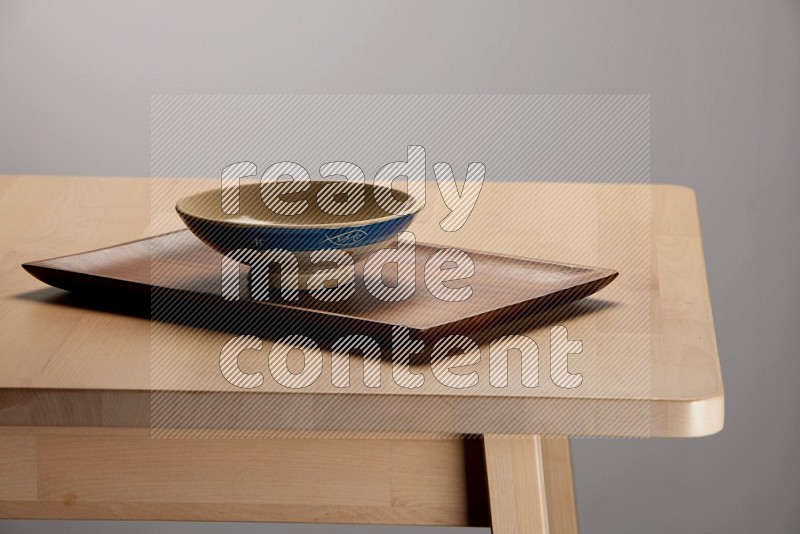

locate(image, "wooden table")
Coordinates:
0 175 723 533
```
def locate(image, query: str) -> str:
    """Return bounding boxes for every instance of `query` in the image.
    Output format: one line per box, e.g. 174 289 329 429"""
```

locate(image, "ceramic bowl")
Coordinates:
176 182 417 261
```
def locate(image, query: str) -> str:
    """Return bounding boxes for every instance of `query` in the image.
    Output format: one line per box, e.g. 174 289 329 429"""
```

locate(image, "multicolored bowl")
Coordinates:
176 181 417 262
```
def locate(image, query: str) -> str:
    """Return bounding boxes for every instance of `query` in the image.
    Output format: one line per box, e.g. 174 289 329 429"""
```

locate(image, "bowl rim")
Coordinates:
176 181 419 230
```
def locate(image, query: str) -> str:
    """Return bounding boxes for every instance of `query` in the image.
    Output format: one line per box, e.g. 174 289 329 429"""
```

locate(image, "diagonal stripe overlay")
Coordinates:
150 95 652 440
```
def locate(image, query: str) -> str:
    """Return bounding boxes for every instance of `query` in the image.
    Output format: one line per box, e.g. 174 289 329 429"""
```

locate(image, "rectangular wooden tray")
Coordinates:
22 230 617 337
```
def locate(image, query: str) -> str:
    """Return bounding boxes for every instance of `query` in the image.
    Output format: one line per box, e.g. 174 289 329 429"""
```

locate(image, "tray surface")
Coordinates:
23 230 617 335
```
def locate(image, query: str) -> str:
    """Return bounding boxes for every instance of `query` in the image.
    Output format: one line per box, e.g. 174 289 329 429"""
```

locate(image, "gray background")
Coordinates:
1 0 798 533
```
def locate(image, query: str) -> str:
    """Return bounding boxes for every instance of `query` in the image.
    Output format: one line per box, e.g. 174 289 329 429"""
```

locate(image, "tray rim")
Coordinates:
22 229 619 334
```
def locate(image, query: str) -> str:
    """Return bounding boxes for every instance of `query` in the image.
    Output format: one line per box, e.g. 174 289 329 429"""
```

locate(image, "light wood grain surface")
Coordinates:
0 425 585 530
484 435 550 533
0 175 724 437
0 425 481 525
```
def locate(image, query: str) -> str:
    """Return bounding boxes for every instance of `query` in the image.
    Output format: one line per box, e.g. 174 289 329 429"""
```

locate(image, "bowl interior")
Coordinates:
177 182 414 229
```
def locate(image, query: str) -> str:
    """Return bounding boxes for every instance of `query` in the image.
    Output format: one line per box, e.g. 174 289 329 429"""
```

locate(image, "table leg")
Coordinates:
483 435 578 534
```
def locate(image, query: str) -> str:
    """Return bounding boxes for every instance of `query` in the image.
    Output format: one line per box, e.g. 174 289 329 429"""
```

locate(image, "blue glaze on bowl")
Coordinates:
179 211 414 254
